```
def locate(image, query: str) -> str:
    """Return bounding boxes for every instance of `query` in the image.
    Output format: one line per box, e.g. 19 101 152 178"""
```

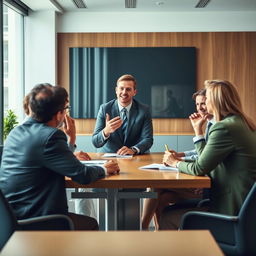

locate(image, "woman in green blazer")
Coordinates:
161 80 256 229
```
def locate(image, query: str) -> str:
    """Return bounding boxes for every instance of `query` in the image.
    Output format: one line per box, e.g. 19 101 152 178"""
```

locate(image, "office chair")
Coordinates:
0 144 3 163
180 182 256 256
0 189 74 250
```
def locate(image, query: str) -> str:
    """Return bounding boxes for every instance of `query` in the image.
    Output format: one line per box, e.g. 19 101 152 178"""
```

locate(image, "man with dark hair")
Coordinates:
0 83 120 230
192 88 206 100
92 74 153 155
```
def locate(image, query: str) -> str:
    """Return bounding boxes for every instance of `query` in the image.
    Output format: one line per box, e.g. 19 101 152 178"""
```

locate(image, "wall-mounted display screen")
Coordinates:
70 47 196 118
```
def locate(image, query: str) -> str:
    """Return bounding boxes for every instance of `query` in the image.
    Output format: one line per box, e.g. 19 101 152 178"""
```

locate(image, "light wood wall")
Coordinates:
57 32 256 135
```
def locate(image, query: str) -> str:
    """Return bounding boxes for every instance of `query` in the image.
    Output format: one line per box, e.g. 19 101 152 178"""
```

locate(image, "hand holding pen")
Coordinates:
164 144 182 161
163 144 179 167
165 144 169 152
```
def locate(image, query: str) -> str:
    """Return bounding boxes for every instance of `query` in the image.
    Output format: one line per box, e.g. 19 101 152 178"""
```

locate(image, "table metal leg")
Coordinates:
117 190 157 230
70 188 157 231
97 198 106 230
105 188 118 231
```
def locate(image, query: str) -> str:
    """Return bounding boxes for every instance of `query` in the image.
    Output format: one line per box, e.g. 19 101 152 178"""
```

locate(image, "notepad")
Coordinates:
140 163 178 172
102 153 133 158
80 160 107 165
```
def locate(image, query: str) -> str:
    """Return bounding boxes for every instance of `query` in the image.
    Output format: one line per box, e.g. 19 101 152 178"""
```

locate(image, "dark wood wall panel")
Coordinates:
57 32 256 135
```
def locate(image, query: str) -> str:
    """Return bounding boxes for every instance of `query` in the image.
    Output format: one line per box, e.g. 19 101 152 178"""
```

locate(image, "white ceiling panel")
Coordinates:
21 0 256 12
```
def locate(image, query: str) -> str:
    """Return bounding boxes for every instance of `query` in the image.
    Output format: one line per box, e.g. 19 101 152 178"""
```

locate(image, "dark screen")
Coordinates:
70 47 196 118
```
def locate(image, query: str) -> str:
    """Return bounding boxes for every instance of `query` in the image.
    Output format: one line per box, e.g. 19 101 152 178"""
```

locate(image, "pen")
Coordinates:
165 144 169 151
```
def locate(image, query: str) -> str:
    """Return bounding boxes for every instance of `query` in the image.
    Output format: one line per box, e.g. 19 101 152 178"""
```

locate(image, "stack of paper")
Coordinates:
140 163 178 172
80 160 107 167
102 153 133 158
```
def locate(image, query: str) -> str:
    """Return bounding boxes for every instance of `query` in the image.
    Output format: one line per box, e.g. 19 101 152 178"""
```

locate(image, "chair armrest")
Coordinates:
197 198 210 208
180 211 238 245
17 214 74 230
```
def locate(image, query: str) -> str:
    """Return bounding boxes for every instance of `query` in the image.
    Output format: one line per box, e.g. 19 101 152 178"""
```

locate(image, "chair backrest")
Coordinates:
236 182 256 255
0 145 3 164
0 189 18 250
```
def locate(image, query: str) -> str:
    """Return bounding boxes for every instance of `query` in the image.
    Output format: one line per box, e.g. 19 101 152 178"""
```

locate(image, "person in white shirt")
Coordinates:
141 89 213 230
170 89 214 161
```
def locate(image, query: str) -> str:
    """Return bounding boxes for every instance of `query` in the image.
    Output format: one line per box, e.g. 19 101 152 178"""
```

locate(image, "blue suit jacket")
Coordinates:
0 117 105 219
92 99 153 153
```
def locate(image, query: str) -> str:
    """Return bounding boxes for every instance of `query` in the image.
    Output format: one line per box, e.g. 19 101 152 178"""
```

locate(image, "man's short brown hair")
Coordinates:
117 74 137 89
192 88 206 100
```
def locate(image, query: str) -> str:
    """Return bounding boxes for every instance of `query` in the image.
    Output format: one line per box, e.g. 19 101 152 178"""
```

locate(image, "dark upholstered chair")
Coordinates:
0 189 74 250
0 144 3 163
180 183 256 256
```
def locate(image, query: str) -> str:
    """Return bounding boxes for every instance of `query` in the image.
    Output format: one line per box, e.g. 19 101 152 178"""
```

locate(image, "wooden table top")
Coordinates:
1 231 223 256
66 153 210 189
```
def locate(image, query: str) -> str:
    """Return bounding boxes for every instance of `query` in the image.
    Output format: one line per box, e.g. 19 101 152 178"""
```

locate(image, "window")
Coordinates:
3 42 8 79
3 5 8 32
3 4 24 123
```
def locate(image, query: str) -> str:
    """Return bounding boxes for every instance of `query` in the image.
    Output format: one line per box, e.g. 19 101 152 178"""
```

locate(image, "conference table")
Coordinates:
1 231 223 256
65 153 210 230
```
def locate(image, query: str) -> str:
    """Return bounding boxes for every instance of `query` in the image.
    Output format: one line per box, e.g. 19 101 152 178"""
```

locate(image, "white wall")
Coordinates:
24 10 56 92
57 11 256 32
23 9 256 91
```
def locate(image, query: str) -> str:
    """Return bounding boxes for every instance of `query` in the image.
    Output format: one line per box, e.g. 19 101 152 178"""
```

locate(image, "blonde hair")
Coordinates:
117 74 137 89
205 80 256 131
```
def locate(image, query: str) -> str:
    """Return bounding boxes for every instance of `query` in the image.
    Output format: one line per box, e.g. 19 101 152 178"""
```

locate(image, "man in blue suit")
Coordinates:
91 74 153 229
92 74 153 155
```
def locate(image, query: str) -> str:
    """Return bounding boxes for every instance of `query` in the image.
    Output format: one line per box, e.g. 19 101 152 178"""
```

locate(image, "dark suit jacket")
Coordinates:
0 117 105 219
179 115 256 215
92 99 153 153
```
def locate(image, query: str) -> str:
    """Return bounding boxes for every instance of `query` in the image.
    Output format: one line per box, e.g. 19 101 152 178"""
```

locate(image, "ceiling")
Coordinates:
21 0 256 13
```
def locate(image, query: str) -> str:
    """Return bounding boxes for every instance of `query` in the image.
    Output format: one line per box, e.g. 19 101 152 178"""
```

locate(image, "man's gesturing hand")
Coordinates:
103 113 123 137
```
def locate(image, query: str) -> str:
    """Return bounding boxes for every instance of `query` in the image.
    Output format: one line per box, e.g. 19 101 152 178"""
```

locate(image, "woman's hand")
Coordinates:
163 151 179 167
169 149 184 161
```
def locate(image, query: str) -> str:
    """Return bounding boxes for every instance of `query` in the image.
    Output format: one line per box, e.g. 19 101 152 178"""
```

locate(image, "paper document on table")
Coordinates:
102 153 133 158
80 160 107 166
140 163 178 172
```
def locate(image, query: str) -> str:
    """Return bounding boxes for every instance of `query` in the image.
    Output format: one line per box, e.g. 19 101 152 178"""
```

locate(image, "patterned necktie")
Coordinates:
121 108 128 136
205 121 213 142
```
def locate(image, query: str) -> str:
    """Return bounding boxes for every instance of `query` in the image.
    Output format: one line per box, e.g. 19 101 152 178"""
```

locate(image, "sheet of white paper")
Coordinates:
140 163 178 172
102 153 133 158
80 160 107 165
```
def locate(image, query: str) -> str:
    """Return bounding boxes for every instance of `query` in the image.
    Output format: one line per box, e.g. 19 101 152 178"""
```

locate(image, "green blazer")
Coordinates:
179 115 256 215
